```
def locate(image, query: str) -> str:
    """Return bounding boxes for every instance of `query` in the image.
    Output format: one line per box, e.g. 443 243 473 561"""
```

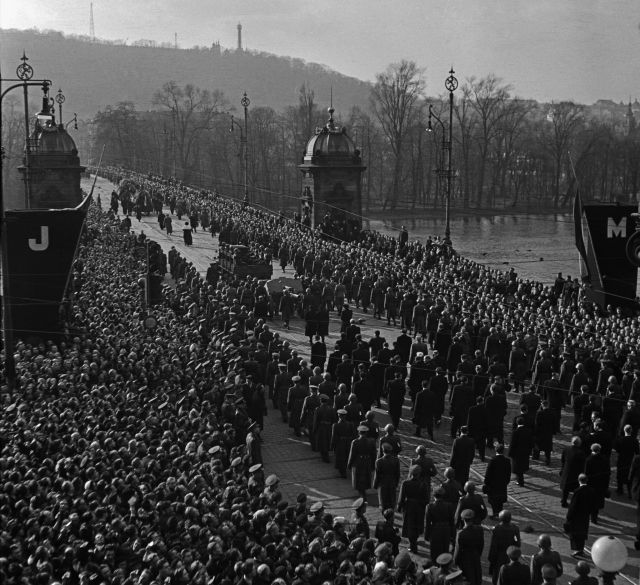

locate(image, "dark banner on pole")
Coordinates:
5 196 90 341
579 204 638 308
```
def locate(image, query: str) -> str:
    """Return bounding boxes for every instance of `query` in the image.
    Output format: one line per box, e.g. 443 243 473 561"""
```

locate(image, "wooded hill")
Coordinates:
0 28 372 120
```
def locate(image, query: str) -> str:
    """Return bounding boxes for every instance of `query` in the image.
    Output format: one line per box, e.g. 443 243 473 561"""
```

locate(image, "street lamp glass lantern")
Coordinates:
591 536 628 573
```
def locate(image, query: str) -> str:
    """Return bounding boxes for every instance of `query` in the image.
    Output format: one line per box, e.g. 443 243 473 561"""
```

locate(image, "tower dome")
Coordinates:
302 107 360 166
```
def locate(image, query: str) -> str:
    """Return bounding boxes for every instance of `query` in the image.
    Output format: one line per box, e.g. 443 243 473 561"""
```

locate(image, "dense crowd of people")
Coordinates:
2 164 638 585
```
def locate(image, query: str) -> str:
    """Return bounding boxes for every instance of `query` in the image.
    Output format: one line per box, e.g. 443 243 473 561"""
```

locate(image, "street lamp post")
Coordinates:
230 92 250 205
0 55 52 391
590 535 629 585
427 67 457 246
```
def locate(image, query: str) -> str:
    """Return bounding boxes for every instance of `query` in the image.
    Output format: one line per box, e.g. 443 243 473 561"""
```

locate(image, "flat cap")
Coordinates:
461 509 475 520
309 501 324 513
352 497 365 509
436 553 452 566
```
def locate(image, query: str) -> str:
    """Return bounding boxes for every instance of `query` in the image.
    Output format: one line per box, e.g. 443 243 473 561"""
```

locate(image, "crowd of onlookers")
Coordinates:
2 164 638 584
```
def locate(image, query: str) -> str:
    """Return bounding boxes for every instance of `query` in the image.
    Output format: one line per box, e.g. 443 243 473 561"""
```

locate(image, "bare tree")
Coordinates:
370 60 425 210
537 101 585 207
466 75 512 207
153 81 227 182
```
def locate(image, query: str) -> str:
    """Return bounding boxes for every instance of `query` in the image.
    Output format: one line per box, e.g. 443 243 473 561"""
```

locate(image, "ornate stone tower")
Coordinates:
18 88 85 209
298 106 366 241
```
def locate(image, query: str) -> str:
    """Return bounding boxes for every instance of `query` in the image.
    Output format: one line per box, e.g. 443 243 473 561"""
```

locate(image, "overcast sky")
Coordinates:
2 0 639 104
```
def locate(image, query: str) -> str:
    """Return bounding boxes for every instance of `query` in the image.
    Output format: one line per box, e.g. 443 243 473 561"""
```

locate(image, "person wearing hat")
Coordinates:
300 385 322 449
349 497 369 539
331 408 355 478
397 465 428 553
248 463 265 494
313 393 337 463
569 560 597 585
422 552 454 584
347 424 376 498
287 375 309 437
373 442 401 513
374 508 401 556
308 501 325 532
246 421 262 467
530 535 563 585
497 546 530 585
488 511 521 585
274 363 292 423
453 508 484 585
454 482 487 528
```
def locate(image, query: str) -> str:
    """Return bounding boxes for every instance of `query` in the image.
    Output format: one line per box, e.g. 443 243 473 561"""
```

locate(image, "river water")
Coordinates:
366 213 576 286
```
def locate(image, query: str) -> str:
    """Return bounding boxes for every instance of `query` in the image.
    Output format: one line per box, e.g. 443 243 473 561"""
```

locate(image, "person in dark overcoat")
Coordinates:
440 466 463 507
386 371 406 429
304 308 318 344
498 546 531 585
413 380 436 439
316 306 330 342
425 487 455 561
583 443 610 523
560 436 587 506
483 443 512 517
310 335 327 370
509 417 534 486
347 425 376 497
488 511 521 585
454 481 488 527
614 424 639 496
533 400 555 465
410 445 438 499
430 366 449 425
450 426 475 486
279 289 296 329
454 509 484 585
375 508 402 556
397 466 428 553
287 376 309 436
300 385 321 449
450 376 475 438
467 396 489 461
331 409 354 477
629 452 640 547
486 384 507 446
313 394 337 462
373 443 401 512
566 474 597 556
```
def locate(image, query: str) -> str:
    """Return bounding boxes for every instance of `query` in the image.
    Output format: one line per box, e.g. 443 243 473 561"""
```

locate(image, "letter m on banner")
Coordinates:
607 217 626 238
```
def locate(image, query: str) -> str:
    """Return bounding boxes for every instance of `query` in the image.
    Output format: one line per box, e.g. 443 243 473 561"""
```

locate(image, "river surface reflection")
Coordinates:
366 213 576 286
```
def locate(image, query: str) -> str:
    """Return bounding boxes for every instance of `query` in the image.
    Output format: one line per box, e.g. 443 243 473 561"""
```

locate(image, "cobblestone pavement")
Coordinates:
88 176 640 584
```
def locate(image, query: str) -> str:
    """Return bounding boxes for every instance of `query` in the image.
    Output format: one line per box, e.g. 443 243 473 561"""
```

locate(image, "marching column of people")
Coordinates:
98 166 640 582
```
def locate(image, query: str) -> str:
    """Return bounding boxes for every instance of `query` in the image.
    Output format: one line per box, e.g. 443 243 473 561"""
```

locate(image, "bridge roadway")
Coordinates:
86 175 640 584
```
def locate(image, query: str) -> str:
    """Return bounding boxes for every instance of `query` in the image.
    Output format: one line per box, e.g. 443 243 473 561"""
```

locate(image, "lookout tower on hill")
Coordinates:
298 106 366 241
18 87 85 209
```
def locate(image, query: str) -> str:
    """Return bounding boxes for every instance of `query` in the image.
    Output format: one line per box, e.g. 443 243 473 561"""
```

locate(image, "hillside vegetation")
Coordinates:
0 29 371 120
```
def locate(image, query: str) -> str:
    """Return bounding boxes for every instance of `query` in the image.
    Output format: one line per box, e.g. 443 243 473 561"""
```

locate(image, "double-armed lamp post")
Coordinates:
427 67 457 246
0 54 52 390
230 91 250 205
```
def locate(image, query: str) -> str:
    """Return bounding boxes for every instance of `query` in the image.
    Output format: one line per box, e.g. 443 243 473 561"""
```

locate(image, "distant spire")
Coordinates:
237 23 242 51
90 2 95 40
